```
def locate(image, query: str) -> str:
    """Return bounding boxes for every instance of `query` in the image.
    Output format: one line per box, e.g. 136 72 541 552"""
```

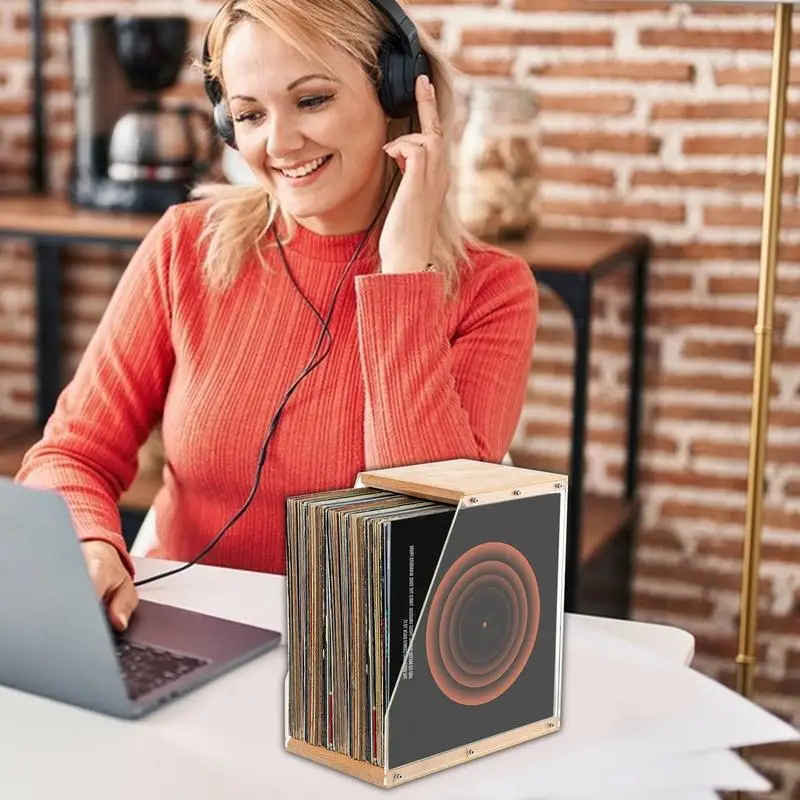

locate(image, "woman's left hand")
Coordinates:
378 74 450 275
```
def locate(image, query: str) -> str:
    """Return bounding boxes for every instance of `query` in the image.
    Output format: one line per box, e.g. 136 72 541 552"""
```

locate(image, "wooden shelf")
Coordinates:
0 422 161 512
0 195 650 272
0 195 160 243
499 226 648 275
580 494 635 563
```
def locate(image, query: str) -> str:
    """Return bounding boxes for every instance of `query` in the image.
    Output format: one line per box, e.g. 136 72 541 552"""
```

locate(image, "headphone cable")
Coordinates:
134 175 398 588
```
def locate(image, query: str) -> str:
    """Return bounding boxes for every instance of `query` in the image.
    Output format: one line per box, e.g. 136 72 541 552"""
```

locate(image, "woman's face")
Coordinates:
221 20 390 235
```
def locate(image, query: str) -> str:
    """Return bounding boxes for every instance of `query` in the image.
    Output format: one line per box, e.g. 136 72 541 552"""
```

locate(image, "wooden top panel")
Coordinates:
0 195 159 242
357 459 565 503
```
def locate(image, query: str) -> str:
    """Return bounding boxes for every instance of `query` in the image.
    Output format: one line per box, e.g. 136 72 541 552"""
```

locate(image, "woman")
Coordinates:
15 0 538 632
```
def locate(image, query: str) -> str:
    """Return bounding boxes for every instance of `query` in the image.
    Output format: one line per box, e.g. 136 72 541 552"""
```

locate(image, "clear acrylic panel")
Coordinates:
385 488 565 769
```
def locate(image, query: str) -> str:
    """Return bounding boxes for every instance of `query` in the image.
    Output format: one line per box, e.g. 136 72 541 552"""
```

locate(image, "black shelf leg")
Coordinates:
35 243 61 429
619 247 649 617
625 248 649 502
566 289 592 614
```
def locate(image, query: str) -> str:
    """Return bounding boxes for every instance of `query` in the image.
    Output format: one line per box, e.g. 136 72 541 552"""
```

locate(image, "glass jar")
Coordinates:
456 83 540 241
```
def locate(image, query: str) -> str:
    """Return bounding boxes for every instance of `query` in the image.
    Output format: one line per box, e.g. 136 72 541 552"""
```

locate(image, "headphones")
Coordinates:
202 0 431 149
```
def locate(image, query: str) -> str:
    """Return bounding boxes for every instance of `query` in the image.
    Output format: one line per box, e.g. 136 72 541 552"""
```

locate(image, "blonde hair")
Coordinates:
192 0 479 298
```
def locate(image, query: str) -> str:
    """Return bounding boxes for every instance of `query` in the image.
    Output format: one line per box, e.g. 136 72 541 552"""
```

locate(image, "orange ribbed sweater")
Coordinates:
15 202 538 578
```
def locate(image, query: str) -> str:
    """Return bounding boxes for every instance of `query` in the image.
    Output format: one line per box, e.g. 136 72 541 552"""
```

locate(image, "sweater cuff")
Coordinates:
354 271 447 329
80 533 136 578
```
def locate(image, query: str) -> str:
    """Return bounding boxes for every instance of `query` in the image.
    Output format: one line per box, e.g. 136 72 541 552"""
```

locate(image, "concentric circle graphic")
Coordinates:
425 542 540 705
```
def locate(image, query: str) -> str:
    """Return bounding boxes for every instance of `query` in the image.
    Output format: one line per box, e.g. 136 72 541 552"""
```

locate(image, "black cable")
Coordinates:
134 173 399 588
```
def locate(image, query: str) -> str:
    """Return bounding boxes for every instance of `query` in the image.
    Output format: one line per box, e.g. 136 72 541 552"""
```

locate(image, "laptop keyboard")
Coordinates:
115 640 210 701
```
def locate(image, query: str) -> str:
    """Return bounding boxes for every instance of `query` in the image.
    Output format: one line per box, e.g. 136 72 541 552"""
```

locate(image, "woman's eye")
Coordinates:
233 111 261 124
299 94 333 110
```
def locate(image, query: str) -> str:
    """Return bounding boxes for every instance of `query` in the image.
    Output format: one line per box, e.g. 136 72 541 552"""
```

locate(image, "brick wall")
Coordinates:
1 0 799 794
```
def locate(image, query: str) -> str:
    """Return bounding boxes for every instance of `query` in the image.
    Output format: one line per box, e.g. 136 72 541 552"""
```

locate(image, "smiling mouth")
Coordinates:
275 155 333 179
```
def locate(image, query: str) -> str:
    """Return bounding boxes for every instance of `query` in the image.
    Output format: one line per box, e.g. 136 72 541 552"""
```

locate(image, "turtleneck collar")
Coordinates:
271 215 382 264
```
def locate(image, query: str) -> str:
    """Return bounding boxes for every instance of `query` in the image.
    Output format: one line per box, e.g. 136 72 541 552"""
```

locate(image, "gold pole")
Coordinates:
736 2 792 703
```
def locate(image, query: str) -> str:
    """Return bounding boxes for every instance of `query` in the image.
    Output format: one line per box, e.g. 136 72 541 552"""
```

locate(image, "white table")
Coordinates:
0 557 708 800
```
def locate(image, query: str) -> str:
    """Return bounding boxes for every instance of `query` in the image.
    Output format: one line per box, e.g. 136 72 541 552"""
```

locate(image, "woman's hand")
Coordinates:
82 540 139 632
378 74 449 275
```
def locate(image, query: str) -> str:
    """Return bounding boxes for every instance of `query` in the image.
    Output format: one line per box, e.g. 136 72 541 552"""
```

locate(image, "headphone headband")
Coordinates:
203 0 430 148
369 0 422 55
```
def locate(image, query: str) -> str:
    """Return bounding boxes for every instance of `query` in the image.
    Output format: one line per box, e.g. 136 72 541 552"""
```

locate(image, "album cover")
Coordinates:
385 491 562 769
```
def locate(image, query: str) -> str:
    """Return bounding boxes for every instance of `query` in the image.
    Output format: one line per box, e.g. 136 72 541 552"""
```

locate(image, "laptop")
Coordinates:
0 478 281 719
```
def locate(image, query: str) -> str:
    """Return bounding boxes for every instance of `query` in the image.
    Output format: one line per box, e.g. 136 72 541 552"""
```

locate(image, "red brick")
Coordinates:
633 591 714 619
691 439 799 466
688 2 771 15
786 479 800 499
649 273 693 292
661 499 746 526
683 339 800 364
757 614 800 637
787 648 800 671
682 135 800 157
407 0 496 4
514 0 672 9
639 28 798 51
534 61 694 82
0 99 30 116
705 205 800 229
756 674 800 697
637 527 686 553
0 42 30 59
764 507 800 533
452 55 514 77
715 65 800 87
524 357 602 381
44 76 74 94
651 369 779 397
538 93 634 116
682 340 755 363
542 199 684 223
461 29 614 47
652 100 800 121
631 169 798 194
708 275 800 299
697 538 800 565
12 12 67 32
611 463 748 493
540 163 616 188
638 304 788 334
654 242 760 261
693 633 768 663
637 560 772 596
542 131 661 154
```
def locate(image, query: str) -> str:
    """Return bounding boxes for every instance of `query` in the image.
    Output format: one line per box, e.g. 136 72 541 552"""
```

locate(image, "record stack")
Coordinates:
284 458 569 789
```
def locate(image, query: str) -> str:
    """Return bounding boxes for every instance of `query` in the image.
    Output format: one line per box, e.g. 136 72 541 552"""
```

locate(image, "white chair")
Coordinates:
129 452 515 557
130 506 158 557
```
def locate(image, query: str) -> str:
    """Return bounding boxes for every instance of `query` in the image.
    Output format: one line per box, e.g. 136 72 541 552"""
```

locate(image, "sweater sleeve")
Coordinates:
14 206 180 576
354 253 538 470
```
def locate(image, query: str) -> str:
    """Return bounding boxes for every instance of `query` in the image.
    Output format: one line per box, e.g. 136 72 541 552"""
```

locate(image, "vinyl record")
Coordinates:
425 541 540 705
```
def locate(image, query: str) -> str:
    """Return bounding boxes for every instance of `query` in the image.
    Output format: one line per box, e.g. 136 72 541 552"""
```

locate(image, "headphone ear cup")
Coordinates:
378 45 411 119
377 42 432 120
213 100 237 150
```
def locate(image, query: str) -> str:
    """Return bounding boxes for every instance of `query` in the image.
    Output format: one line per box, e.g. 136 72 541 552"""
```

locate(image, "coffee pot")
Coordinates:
108 99 214 184
69 15 219 214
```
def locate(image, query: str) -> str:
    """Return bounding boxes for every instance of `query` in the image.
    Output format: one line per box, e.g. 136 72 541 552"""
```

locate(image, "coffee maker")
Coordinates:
69 16 216 214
